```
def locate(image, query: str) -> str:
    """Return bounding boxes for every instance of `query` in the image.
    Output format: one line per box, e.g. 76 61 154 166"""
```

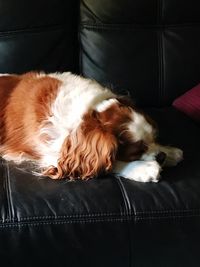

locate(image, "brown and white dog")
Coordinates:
0 72 183 182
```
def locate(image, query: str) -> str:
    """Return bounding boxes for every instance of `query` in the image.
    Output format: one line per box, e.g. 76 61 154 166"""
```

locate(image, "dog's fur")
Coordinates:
0 72 183 182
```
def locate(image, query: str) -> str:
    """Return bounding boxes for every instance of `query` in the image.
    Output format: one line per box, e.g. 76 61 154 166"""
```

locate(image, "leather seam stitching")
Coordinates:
3 161 13 222
0 24 71 38
136 213 200 220
136 209 200 214
2 212 128 222
0 211 200 224
1 213 200 228
158 30 164 105
80 23 200 30
0 209 200 222
115 177 132 216
159 0 165 104
114 177 133 267
0 218 132 228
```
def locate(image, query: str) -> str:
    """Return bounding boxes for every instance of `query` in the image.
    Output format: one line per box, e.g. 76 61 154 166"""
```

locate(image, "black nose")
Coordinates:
156 152 167 165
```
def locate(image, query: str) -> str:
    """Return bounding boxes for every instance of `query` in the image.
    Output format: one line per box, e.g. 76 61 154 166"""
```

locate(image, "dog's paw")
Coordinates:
131 161 161 182
163 147 183 167
113 160 161 183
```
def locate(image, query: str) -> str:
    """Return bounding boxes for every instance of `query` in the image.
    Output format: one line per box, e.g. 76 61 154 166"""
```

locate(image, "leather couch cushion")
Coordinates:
0 0 79 74
122 107 200 215
80 0 200 106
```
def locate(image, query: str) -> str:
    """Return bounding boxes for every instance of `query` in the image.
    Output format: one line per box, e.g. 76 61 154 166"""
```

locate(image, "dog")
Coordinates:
0 72 183 182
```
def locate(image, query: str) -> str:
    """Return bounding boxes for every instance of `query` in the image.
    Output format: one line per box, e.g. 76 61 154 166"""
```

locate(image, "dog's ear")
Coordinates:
56 112 118 180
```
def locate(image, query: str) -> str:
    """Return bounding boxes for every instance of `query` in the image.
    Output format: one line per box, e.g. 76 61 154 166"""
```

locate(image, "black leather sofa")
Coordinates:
0 1 200 266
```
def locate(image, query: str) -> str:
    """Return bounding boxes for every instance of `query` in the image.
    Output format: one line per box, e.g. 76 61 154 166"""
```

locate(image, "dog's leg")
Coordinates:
141 143 183 167
113 144 183 182
113 160 161 182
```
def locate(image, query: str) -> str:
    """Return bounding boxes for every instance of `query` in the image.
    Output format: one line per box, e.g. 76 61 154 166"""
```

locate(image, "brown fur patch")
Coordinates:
0 73 60 160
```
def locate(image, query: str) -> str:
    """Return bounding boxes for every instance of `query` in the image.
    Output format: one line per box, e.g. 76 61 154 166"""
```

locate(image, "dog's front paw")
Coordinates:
131 161 161 182
113 160 161 183
163 147 183 167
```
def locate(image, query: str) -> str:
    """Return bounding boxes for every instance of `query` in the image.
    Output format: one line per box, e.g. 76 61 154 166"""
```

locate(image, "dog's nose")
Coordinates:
156 152 167 165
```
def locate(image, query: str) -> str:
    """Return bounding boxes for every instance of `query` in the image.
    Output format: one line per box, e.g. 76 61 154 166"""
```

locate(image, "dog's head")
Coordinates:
43 98 157 180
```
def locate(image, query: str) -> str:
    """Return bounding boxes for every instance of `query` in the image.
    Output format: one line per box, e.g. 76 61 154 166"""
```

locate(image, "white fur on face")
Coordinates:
127 111 154 143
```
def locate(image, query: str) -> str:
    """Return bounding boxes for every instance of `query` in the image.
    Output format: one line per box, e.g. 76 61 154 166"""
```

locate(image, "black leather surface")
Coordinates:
0 222 131 267
0 0 79 73
80 0 200 106
0 163 125 221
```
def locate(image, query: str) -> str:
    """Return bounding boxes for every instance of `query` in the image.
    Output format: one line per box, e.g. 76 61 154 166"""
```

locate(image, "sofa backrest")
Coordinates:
0 0 200 107
80 0 200 107
0 0 79 74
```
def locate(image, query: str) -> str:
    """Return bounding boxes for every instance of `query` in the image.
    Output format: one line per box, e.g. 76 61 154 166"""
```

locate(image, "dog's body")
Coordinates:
0 72 183 182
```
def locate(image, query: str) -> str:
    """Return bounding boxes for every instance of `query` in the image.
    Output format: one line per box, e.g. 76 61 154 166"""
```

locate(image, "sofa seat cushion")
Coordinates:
0 107 199 224
120 106 200 218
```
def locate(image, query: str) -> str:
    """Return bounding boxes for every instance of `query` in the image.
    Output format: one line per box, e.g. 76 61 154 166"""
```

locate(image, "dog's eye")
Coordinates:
117 139 148 162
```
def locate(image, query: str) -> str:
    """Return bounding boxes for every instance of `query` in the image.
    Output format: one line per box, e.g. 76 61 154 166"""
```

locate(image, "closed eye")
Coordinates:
117 140 148 162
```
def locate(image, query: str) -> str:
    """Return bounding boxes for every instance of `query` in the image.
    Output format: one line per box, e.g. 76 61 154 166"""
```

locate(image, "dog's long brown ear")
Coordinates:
58 127 117 180
42 112 117 180
54 112 118 180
